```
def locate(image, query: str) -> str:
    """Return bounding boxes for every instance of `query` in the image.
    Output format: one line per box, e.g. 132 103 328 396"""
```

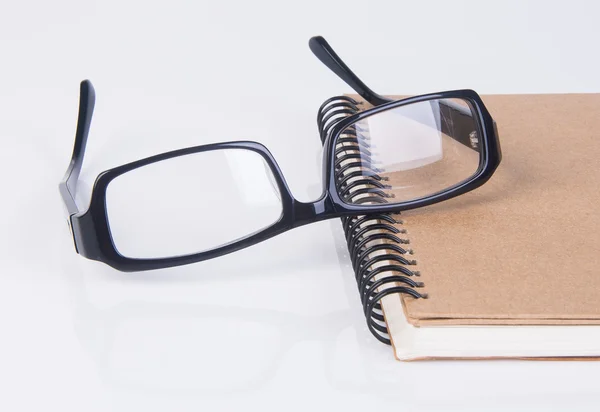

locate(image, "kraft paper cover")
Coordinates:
350 93 600 326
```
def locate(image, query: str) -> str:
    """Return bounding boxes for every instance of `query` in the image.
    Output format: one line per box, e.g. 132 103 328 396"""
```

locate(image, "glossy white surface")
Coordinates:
1 1 600 410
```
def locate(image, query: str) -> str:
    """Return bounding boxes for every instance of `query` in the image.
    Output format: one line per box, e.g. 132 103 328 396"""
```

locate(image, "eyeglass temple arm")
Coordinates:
309 36 477 150
309 36 390 106
59 80 95 216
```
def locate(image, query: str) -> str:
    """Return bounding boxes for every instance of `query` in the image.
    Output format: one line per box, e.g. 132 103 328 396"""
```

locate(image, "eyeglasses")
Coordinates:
59 36 501 272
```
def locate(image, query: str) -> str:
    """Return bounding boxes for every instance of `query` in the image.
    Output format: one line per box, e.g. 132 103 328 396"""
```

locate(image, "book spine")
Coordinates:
317 96 427 345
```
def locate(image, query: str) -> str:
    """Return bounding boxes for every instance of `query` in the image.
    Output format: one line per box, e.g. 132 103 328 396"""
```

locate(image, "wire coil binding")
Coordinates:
317 95 427 345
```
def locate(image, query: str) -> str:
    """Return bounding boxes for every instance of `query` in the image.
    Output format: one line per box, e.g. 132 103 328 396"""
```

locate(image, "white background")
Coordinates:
1 1 600 411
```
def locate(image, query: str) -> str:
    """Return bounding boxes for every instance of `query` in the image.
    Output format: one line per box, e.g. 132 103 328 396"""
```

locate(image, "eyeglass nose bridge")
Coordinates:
289 194 338 229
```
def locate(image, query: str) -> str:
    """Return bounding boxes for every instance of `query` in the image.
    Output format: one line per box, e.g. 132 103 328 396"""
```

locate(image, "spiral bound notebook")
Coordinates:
319 93 600 360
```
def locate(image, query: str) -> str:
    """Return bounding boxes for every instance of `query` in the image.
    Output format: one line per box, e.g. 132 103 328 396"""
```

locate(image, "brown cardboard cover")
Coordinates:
350 93 600 326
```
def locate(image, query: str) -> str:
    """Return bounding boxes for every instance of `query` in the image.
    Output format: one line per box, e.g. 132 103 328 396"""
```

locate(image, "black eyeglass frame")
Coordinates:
60 36 501 272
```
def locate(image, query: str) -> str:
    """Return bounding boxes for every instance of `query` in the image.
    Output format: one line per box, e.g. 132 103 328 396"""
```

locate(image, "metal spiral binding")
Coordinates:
317 95 427 345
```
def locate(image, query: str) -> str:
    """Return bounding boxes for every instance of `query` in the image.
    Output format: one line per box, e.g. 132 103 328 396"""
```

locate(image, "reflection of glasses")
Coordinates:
59 36 501 271
64 221 405 394
77 300 354 393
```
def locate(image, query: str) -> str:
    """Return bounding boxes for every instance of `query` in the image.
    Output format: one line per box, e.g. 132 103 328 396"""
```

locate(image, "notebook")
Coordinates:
320 93 600 360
